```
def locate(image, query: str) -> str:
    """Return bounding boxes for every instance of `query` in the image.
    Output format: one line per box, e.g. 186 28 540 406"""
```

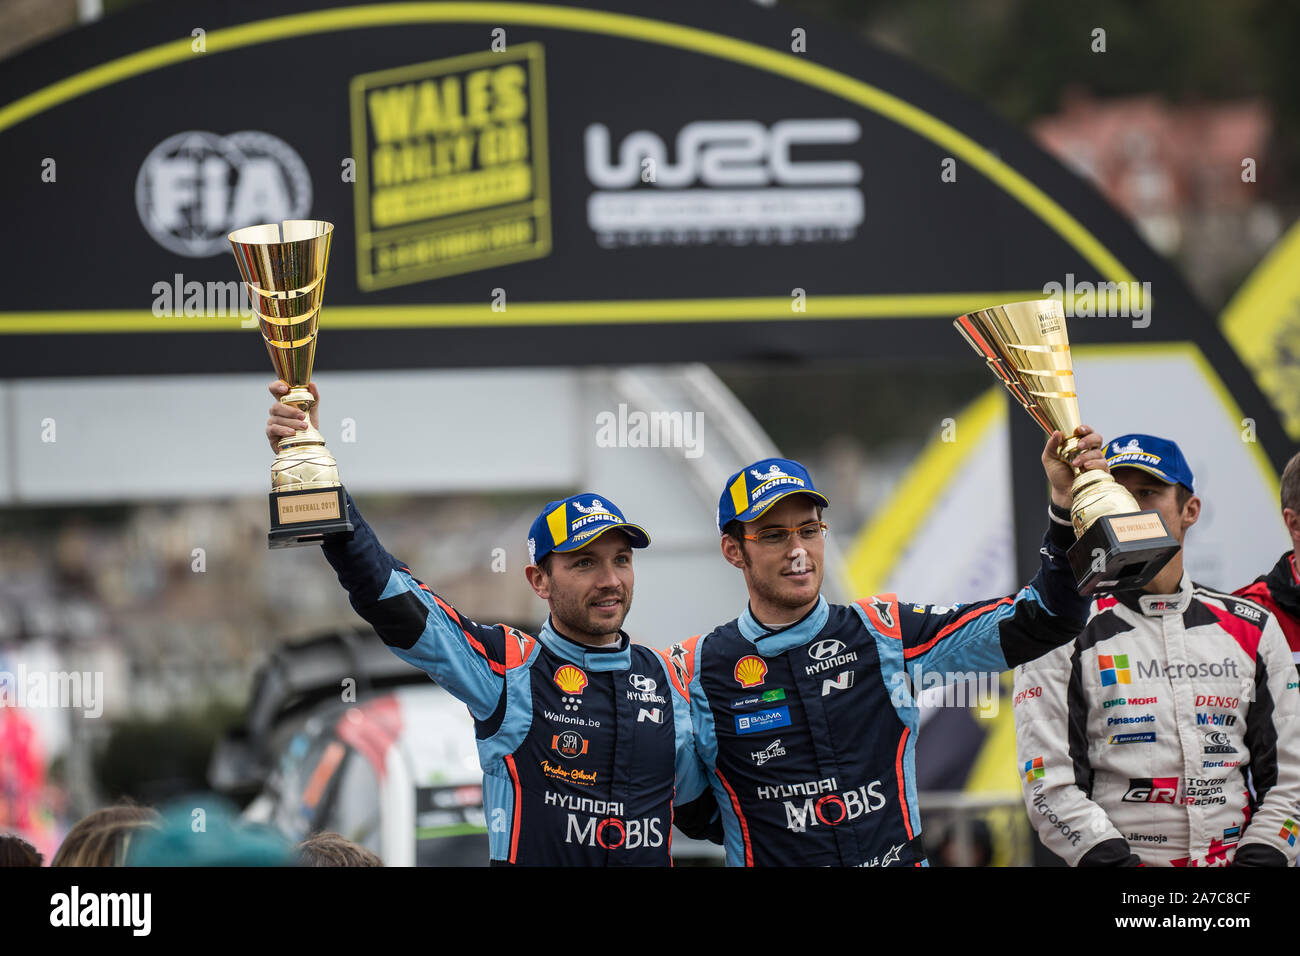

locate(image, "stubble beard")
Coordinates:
551 587 632 644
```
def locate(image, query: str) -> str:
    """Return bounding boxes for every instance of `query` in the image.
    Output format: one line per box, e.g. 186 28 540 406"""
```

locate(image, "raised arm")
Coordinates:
267 381 506 719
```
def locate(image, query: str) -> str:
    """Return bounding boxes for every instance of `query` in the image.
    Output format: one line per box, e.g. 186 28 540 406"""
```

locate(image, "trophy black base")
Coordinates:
1067 510 1180 596
268 486 355 549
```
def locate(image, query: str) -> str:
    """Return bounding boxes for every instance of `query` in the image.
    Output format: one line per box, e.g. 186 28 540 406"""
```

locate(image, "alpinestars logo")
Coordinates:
870 597 895 629
667 642 690 687
859 843 905 867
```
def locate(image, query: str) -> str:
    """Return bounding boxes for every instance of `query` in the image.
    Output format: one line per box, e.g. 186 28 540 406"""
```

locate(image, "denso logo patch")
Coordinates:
1014 686 1042 707
1195 695 1239 709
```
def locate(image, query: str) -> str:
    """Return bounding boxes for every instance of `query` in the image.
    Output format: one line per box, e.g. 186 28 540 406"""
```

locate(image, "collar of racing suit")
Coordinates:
537 616 632 671
1113 572 1193 617
1261 551 1300 620
738 594 831 655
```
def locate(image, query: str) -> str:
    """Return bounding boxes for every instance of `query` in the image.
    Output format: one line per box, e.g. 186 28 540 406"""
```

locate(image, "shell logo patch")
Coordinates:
553 664 588 695
734 655 767 688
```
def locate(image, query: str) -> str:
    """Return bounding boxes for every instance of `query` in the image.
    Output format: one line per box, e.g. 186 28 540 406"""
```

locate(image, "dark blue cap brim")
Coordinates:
551 522 651 553
1108 462 1176 484
736 489 830 525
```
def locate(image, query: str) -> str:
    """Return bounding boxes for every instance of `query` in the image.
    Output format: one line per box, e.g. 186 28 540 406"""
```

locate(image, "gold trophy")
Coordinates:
954 299 1177 594
229 219 354 549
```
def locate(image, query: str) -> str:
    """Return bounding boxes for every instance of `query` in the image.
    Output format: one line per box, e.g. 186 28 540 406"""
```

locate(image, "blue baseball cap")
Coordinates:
527 493 651 565
717 458 830 534
1105 433 1195 492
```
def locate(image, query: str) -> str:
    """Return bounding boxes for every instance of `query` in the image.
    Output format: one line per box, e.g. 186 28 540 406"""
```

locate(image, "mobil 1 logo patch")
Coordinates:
735 706 791 736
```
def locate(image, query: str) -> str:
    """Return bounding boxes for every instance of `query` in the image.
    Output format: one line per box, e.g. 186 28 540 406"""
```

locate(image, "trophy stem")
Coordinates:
268 394 340 491
1069 468 1140 538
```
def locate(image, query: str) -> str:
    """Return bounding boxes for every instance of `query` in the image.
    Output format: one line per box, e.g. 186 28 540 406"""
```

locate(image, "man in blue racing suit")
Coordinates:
665 426 1102 866
265 381 717 865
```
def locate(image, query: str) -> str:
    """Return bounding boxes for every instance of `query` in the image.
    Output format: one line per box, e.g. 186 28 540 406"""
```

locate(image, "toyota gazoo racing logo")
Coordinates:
806 639 858 676
1121 777 1230 807
136 130 312 257
1121 777 1178 803
627 673 665 704
756 776 886 832
584 118 863 247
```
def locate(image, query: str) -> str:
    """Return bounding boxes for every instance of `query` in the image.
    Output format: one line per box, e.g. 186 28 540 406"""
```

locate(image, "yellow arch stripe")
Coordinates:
0 2 1133 287
1220 217 1300 357
0 291 1044 334
845 385 1005 596
1219 217 1300 440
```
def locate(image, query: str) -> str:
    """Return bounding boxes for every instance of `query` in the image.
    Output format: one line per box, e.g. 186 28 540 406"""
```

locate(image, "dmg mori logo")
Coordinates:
809 639 845 661
136 131 312 257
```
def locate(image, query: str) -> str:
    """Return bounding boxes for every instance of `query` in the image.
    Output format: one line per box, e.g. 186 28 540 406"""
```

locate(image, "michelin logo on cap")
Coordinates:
1104 433 1195 491
717 457 830 534
1108 437 1161 467
526 493 651 564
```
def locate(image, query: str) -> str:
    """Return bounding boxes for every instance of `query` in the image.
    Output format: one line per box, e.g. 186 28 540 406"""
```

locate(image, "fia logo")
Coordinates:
136 130 312 257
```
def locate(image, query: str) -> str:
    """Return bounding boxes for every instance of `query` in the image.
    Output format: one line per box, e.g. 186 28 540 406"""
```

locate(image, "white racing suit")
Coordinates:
1013 575 1300 866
